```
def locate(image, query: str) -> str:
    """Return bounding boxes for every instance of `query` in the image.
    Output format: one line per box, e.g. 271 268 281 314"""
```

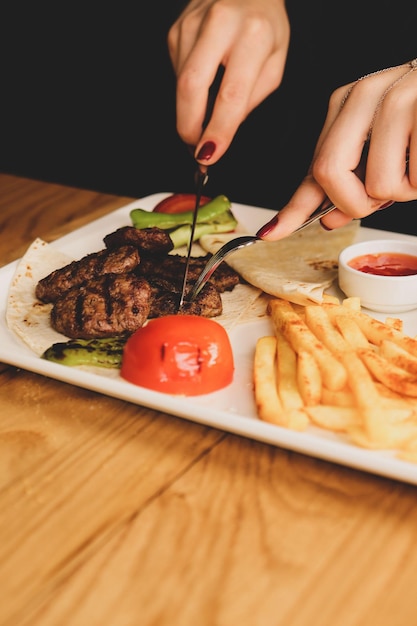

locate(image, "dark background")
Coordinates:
2 1 416 235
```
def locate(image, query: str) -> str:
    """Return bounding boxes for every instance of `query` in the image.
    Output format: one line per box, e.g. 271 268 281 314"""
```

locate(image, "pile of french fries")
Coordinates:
254 296 417 462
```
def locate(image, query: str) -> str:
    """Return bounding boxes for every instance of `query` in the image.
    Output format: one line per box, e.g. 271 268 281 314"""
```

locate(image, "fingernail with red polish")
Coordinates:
196 141 216 161
256 214 279 238
378 200 394 211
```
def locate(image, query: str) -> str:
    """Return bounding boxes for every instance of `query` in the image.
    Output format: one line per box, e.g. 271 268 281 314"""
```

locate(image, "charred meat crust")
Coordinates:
51 274 152 339
51 276 223 339
37 227 241 340
36 245 141 304
103 226 174 256
136 254 240 293
148 278 222 318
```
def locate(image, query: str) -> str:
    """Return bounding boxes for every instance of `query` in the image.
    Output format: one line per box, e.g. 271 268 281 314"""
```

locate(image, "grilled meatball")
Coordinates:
36 245 140 304
103 226 174 256
182 283 223 317
148 278 222 318
50 274 151 339
137 253 240 293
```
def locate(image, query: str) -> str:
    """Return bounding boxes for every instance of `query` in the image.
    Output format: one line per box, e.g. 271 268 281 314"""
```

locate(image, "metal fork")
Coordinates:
188 202 337 301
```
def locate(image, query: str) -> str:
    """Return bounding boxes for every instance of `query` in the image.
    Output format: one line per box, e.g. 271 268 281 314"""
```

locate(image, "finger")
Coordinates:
312 64 410 159
167 1 208 73
364 72 417 201
195 51 286 164
173 14 244 147
256 81 378 241
311 65 415 215
256 175 331 240
193 12 289 163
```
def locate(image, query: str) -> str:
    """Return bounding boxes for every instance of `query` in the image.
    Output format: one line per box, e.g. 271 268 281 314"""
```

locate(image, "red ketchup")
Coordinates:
348 252 417 276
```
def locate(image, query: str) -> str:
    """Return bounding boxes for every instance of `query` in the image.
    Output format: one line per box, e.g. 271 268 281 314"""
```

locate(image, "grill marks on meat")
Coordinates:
51 274 151 338
136 254 237 318
37 226 242 339
148 278 222 318
137 254 240 293
36 245 140 303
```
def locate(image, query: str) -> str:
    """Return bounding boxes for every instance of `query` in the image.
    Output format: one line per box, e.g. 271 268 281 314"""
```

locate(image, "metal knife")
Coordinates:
178 165 209 310
177 65 224 311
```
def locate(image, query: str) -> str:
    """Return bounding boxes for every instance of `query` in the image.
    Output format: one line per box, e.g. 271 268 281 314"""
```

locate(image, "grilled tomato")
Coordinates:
121 315 234 395
152 193 211 214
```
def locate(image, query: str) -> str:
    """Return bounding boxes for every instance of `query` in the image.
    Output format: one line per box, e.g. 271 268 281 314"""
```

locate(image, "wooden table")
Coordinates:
1 173 417 626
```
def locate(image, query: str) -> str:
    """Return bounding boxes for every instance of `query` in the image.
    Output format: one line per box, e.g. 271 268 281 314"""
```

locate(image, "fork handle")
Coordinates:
294 202 336 232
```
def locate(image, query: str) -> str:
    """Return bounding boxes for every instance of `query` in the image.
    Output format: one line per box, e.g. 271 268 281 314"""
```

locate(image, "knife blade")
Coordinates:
178 165 209 310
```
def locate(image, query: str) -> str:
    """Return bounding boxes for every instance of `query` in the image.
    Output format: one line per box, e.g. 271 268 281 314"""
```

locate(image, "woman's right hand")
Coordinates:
168 0 290 165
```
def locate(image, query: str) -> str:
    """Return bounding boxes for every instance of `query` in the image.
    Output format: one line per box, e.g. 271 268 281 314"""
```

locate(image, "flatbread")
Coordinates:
200 220 360 306
6 238 74 355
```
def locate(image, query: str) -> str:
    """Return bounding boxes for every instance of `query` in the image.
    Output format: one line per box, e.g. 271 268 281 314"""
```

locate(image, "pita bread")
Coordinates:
6 238 74 355
200 220 360 306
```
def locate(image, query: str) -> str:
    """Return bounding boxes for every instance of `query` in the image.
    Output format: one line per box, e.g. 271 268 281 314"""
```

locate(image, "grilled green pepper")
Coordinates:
169 210 237 248
42 337 126 368
130 195 231 229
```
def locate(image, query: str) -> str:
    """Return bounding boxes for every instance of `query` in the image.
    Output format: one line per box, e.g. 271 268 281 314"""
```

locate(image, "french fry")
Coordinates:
253 296 417 462
306 405 360 432
275 330 304 410
385 317 403 332
253 336 308 430
322 381 416 412
379 340 417 376
339 350 385 440
349 310 417 355
305 305 349 354
348 417 417 449
342 296 361 311
333 315 369 349
284 408 310 431
322 294 340 305
253 336 286 425
321 386 355 407
269 299 347 391
358 348 417 398
297 350 322 406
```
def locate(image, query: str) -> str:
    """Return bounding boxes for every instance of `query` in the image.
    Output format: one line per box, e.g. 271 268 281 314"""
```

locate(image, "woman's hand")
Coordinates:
257 60 417 240
168 0 290 164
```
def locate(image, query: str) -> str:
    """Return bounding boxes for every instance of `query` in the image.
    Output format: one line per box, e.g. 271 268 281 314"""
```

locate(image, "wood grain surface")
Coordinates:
1 174 417 626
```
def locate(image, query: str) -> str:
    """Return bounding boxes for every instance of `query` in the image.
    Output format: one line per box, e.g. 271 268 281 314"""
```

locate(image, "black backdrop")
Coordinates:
2 1 416 235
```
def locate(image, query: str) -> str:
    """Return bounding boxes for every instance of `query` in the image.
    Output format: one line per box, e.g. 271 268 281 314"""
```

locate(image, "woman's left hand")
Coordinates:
257 59 417 240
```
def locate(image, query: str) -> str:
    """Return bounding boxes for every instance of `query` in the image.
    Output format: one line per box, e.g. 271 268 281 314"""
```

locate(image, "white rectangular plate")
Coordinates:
1 193 417 484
